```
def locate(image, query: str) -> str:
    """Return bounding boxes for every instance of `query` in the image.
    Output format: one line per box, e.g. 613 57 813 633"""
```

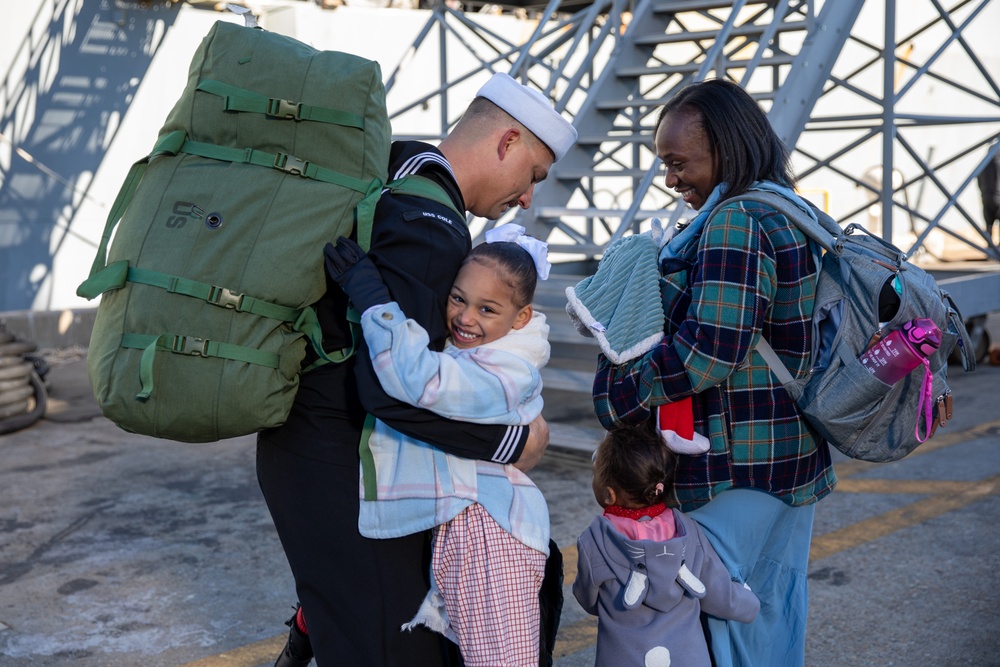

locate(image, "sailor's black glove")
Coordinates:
324 237 391 313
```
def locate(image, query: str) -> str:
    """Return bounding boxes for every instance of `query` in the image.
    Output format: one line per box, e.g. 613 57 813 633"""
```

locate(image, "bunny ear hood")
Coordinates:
583 513 693 614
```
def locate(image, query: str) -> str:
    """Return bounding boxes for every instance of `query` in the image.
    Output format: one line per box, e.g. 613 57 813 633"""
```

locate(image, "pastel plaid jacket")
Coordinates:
356 302 550 554
594 199 837 512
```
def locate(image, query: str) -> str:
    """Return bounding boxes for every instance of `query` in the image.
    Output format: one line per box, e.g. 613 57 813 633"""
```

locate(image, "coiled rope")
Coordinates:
0 331 48 435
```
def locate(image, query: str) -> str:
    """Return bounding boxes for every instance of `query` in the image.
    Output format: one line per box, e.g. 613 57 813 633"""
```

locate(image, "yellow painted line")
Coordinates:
832 418 1000 479
553 615 598 658
810 474 1000 562
834 478 981 495
562 543 578 585
177 634 286 667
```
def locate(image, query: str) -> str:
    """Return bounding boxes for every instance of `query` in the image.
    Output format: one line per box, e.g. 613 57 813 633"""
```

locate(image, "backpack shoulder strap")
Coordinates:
707 190 841 254
706 190 840 396
314 174 466 372
386 174 465 220
355 175 463 501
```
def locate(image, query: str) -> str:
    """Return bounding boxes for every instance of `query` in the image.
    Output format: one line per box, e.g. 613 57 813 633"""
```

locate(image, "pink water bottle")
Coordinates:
859 318 942 385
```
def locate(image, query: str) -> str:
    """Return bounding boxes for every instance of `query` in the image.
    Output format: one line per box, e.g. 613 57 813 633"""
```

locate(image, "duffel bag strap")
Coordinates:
76 135 189 299
358 413 378 501
128 266 358 367
177 135 376 195
317 175 462 376
354 176 466 496
386 174 464 219
127 266 301 322
121 332 281 401
299 173 376 371
196 79 367 129
127 266 356 366
303 173 387 372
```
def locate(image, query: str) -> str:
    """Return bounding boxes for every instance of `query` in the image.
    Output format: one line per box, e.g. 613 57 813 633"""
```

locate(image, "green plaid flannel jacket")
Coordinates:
594 199 838 512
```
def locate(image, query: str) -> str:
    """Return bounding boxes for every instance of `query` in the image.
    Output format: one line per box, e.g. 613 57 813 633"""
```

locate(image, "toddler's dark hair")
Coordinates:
465 241 538 308
593 421 675 507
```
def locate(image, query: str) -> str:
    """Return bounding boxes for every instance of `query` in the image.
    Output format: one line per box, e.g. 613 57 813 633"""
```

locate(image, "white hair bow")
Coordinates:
484 224 551 280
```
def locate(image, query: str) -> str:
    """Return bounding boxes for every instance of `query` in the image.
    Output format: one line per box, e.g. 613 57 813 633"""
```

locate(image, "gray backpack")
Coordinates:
712 191 977 462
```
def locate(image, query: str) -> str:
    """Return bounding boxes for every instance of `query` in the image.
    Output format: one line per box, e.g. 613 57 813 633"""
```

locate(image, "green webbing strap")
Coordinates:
77 260 129 300
359 413 378 501
76 134 184 299
303 175 384 372
196 79 366 130
353 176 464 488
355 178 384 252
127 266 302 322
78 260 339 370
178 138 373 195
308 175 461 372
387 175 464 220
296 306 357 368
122 332 280 401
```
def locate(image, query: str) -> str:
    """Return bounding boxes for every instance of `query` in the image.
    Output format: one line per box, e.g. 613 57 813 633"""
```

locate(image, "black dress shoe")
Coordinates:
274 606 314 667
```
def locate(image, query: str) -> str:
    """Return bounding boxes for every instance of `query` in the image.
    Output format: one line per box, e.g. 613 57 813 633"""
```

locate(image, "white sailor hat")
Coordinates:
475 72 578 161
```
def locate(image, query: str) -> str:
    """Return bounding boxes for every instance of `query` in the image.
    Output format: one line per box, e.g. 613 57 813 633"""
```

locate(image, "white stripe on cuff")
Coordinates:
492 425 522 463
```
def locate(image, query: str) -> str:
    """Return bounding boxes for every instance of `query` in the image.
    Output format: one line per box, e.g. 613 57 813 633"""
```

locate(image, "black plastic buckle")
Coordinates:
266 97 301 120
208 285 245 311
273 152 309 176
173 336 209 357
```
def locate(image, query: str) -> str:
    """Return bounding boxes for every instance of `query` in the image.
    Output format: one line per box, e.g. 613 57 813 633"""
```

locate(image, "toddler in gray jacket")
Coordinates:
573 422 759 667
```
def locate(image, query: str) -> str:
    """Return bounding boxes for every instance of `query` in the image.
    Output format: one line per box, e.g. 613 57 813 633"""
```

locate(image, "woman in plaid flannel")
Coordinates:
592 79 837 667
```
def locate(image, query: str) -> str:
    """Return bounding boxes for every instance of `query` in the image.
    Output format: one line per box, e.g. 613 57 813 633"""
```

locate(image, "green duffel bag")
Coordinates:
78 20 401 442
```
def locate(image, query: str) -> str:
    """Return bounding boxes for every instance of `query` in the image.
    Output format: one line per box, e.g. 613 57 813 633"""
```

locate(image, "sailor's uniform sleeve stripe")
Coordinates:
491 425 523 463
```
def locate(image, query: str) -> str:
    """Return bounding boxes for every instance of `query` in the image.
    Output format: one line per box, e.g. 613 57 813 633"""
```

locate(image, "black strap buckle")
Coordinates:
172 335 209 357
208 285 245 311
266 97 301 120
274 152 309 176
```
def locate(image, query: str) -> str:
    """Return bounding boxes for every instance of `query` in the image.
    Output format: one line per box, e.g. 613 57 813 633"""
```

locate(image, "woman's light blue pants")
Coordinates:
689 488 816 667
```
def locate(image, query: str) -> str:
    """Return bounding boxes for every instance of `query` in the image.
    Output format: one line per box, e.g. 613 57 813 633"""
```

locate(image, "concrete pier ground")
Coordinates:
0 314 998 666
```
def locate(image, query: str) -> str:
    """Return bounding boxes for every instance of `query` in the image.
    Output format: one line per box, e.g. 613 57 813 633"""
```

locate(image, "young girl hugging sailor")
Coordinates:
326 224 553 667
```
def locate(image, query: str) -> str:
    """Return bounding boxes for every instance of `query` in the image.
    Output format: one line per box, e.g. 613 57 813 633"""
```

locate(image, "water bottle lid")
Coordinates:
903 318 942 357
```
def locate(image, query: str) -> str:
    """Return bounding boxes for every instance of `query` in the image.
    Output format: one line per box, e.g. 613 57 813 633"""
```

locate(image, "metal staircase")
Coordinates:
377 2 998 292
522 0 865 256
368 0 1000 449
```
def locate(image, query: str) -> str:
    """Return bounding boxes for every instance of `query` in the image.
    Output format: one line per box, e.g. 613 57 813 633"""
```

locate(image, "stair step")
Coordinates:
557 167 651 179
651 0 780 13
596 90 774 111
534 277 581 307
616 53 795 77
547 421 605 454
534 206 667 220
632 20 807 46
540 241 605 256
539 312 600 347
575 132 651 145
541 366 596 393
